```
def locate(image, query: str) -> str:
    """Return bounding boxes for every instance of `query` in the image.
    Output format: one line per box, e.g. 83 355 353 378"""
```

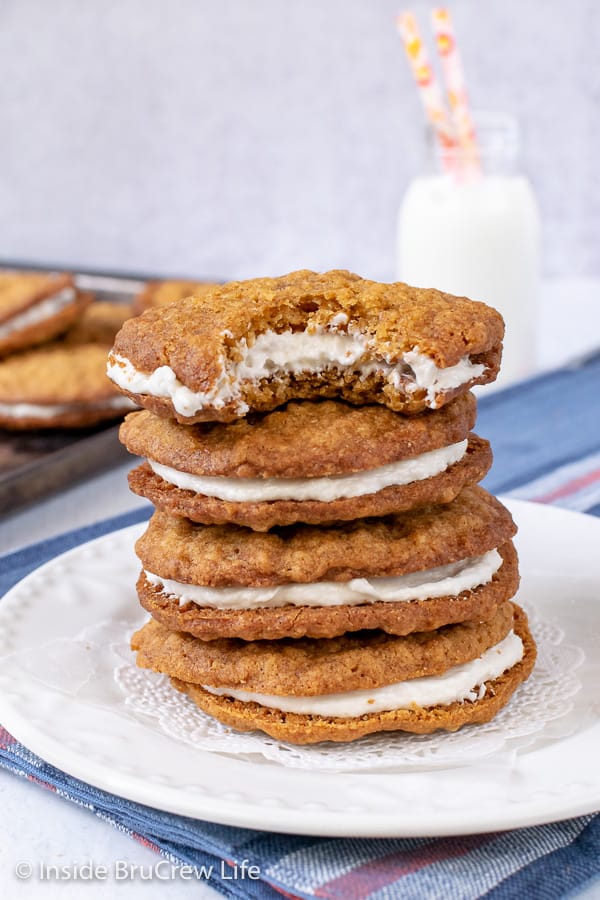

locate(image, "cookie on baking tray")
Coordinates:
0 271 90 356
132 280 220 315
0 342 137 429
62 300 133 346
120 393 492 530
131 602 536 744
134 486 519 641
107 269 504 424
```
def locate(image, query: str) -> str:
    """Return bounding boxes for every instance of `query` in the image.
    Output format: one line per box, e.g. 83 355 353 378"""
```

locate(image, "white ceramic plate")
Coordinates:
0 499 598 838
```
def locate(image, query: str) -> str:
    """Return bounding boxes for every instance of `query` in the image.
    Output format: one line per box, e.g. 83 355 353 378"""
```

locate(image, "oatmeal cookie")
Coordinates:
133 605 536 743
137 541 518 641
108 269 503 422
62 300 133 346
121 394 491 529
131 601 516 695
132 280 219 315
134 486 516 587
0 271 90 355
0 342 136 429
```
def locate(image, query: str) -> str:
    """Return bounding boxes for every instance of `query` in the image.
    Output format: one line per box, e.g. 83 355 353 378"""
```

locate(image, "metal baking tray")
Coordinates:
0 268 145 517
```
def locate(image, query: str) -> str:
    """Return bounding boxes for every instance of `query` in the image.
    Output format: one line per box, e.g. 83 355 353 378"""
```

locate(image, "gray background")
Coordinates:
0 0 597 281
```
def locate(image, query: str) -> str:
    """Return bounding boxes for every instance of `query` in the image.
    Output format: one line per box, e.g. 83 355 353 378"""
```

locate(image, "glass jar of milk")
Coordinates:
397 112 541 389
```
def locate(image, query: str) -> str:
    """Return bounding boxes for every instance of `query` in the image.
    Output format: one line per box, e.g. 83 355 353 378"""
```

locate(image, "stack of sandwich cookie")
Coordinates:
109 269 536 745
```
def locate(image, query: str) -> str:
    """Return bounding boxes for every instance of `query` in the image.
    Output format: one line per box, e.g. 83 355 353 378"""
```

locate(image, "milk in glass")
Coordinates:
397 113 541 389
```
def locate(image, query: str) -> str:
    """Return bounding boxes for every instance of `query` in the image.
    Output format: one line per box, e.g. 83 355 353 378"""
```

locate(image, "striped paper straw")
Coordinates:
395 11 456 168
431 7 480 172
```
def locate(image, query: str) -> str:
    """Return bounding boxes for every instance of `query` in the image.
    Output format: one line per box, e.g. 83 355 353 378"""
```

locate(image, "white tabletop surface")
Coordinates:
1 277 599 898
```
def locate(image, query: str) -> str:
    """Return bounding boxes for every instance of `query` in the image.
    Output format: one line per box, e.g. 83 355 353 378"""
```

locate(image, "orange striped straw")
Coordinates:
395 10 456 170
431 7 480 173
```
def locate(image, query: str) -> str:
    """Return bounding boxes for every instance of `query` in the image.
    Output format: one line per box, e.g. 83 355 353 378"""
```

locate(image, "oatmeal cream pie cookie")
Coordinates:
135 486 519 641
0 271 90 356
62 300 133 347
132 280 220 315
131 602 536 744
121 393 492 530
107 269 504 423
0 343 137 429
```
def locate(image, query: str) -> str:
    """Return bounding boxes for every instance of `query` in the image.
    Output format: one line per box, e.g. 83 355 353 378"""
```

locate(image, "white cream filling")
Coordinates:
107 354 233 417
0 288 76 339
402 349 485 397
147 439 468 502
202 630 523 717
0 396 137 419
107 323 485 417
145 548 502 610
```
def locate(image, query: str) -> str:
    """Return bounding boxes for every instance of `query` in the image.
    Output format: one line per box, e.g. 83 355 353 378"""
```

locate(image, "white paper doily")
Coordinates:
114 611 584 772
